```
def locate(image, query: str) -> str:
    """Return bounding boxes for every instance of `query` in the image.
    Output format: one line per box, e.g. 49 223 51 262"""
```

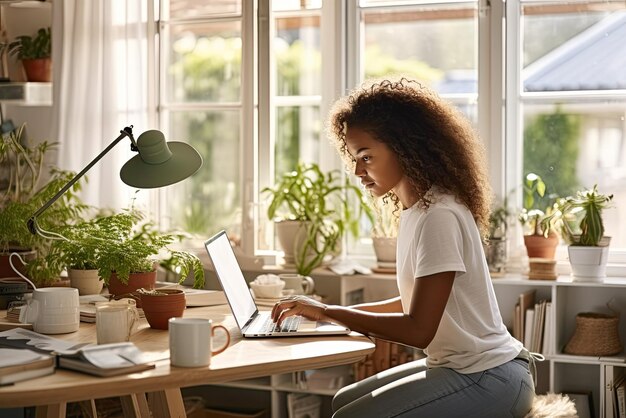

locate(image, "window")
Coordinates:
156 0 626 271
158 1 245 242
514 0 626 253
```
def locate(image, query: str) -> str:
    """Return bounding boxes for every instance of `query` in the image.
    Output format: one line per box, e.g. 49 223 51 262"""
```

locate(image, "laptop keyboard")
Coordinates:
260 315 302 333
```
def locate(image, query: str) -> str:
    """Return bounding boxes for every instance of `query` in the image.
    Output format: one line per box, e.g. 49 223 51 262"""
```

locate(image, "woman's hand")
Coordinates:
271 296 329 326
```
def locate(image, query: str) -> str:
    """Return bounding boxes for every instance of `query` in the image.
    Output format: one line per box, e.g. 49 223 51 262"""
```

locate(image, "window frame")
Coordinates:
154 0 626 275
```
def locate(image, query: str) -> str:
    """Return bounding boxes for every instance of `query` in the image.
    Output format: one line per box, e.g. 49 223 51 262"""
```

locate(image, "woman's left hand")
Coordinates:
271 295 328 326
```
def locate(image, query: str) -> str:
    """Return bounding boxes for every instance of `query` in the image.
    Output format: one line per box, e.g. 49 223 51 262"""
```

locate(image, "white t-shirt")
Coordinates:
397 191 522 374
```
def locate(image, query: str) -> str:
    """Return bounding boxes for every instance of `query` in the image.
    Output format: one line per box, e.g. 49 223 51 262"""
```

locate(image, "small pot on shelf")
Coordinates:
139 288 186 330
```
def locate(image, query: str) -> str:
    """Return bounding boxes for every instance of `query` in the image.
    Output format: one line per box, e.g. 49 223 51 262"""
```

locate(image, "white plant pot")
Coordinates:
68 268 103 295
275 220 310 266
372 237 397 263
567 246 609 282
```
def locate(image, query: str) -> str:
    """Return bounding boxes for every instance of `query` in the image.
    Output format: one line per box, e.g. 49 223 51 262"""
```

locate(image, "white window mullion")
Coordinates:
505 0 525 260
319 0 347 174
478 0 506 199
345 0 360 92
241 0 258 256
257 0 274 255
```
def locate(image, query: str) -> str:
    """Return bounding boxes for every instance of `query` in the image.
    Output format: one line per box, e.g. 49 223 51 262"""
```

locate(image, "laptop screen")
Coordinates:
204 231 257 329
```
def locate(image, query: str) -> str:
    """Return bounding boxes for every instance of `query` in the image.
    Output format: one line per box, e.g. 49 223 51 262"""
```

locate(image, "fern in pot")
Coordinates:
52 209 205 296
541 185 613 281
262 162 373 276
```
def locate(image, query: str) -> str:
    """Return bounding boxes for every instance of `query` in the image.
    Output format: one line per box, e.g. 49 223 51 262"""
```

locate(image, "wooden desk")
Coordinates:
0 305 374 417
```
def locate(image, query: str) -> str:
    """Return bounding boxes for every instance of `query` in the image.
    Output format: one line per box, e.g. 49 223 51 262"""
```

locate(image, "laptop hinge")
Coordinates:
242 310 260 330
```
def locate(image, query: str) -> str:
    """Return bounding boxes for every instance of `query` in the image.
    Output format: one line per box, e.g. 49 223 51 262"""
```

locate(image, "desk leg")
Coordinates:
147 388 187 418
120 393 151 417
35 403 66 418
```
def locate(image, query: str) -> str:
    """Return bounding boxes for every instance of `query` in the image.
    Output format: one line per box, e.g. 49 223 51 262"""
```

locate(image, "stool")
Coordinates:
524 393 577 418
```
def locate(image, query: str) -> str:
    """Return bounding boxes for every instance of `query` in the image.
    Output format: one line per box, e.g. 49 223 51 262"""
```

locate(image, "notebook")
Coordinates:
204 230 350 338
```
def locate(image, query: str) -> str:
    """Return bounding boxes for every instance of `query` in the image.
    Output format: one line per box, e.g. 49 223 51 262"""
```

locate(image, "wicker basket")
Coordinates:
564 312 623 356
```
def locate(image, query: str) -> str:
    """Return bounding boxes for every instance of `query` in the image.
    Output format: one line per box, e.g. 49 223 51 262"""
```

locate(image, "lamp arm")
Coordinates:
27 126 136 235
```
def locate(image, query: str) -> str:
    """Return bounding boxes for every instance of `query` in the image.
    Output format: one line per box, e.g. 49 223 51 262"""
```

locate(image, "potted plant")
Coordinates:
262 162 373 276
484 198 511 275
370 197 399 270
541 185 613 281
6 27 52 82
0 124 85 286
7 27 52 82
52 209 205 296
518 173 560 259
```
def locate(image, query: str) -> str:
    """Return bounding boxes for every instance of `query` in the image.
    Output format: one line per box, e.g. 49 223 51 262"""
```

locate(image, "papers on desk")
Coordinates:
0 348 55 385
154 282 227 307
57 342 155 377
0 328 92 354
78 295 146 323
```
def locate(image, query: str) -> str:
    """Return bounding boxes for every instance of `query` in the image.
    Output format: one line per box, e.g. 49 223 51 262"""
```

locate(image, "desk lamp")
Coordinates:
26 125 203 237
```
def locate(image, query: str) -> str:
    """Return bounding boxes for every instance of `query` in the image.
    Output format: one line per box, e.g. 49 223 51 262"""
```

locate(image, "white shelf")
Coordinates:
0 82 52 106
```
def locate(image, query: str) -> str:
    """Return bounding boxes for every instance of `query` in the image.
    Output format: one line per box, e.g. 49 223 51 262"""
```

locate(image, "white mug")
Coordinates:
278 273 315 295
169 317 230 368
19 287 80 334
96 299 139 344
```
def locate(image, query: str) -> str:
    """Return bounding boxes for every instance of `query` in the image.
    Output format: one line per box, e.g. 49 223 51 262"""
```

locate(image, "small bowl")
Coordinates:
249 280 285 299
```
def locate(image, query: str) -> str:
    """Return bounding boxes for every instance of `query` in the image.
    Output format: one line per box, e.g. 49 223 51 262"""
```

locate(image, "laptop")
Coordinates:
204 230 350 338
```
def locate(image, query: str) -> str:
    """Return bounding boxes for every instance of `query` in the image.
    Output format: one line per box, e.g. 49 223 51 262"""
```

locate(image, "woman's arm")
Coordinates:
272 271 455 349
350 297 403 313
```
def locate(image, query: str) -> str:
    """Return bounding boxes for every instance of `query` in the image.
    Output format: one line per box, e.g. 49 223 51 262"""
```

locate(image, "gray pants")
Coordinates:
333 354 535 418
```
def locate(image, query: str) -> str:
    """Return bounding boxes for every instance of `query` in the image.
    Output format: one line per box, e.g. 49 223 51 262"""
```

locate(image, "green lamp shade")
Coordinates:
120 130 203 188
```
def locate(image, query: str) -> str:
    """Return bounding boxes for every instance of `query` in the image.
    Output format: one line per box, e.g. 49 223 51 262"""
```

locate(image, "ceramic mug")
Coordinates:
95 299 139 344
19 287 80 334
278 273 315 295
169 317 230 367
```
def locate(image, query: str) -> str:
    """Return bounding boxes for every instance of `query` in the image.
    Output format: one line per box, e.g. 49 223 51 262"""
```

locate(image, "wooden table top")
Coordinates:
0 305 374 408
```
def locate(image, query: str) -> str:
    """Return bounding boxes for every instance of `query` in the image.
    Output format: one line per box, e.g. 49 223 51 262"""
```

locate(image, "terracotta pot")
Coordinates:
524 233 559 259
140 289 186 330
22 58 52 82
68 269 103 295
107 270 157 298
0 250 36 280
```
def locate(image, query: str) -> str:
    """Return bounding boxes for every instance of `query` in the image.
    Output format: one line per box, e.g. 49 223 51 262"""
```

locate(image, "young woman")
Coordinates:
271 78 536 417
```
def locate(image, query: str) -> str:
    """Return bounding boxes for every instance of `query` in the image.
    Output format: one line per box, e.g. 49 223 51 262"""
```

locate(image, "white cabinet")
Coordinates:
492 275 626 418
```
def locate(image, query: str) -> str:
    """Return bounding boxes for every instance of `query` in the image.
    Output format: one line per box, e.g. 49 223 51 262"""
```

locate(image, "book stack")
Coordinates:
0 348 55 385
0 279 28 311
287 393 321 418
512 289 553 355
614 375 626 418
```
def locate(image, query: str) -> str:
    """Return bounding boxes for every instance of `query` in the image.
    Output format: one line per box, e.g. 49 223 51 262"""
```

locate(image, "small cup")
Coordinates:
278 273 315 295
95 299 139 344
19 287 80 334
249 280 285 299
169 317 230 368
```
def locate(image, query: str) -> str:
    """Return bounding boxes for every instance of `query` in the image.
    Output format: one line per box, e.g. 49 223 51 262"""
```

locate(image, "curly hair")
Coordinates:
327 77 492 237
